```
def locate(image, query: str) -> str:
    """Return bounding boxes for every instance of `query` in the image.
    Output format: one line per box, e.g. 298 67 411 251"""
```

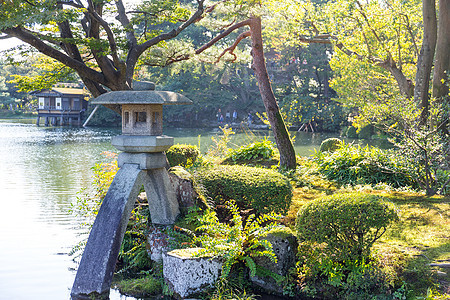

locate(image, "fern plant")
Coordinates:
189 201 280 279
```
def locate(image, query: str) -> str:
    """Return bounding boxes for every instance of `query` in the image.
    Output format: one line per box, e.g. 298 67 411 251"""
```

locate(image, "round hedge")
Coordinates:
166 144 200 168
193 165 292 215
319 138 342 153
295 193 398 262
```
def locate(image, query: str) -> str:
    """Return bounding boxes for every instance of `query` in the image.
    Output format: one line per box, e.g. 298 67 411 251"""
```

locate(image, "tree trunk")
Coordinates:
432 0 450 101
415 0 437 124
249 17 296 170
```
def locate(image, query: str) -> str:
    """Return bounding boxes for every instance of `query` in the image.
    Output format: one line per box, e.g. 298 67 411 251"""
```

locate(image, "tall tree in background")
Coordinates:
274 0 448 125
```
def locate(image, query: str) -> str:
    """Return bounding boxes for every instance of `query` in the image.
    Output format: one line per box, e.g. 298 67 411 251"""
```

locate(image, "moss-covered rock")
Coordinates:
168 166 208 211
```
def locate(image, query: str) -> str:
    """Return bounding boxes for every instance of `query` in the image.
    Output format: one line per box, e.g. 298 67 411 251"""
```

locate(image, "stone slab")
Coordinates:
163 248 222 298
112 135 173 152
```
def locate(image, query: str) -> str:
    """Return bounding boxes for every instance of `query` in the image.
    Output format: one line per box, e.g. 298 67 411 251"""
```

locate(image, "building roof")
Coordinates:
30 88 87 97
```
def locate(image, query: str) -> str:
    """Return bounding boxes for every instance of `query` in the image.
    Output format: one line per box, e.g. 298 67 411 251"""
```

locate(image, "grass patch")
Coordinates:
113 276 162 298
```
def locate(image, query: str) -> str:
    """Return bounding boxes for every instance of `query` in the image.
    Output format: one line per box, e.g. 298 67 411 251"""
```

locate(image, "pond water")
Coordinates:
0 120 391 299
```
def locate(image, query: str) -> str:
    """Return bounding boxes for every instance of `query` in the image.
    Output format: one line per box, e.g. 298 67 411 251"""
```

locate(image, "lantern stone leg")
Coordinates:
71 163 146 299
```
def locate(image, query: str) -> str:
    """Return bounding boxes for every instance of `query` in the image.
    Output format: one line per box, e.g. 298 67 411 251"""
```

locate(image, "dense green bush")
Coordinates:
358 125 374 139
193 165 292 215
296 193 398 262
319 138 342 153
166 144 200 168
225 139 275 163
346 126 358 138
314 142 416 188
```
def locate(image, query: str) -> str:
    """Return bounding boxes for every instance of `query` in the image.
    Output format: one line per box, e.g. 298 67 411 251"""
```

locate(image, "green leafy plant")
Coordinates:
314 142 415 188
193 165 292 215
166 143 200 168
207 125 235 158
190 201 281 279
296 193 398 262
225 138 276 162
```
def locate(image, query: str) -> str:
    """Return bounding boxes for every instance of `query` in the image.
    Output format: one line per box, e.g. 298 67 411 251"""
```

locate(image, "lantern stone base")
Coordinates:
112 135 173 152
118 152 168 169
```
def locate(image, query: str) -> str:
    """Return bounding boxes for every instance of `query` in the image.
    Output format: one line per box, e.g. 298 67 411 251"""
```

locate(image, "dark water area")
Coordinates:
0 120 390 299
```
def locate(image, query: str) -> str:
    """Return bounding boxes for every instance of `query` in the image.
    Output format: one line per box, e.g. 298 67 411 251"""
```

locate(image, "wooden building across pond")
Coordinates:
30 87 89 126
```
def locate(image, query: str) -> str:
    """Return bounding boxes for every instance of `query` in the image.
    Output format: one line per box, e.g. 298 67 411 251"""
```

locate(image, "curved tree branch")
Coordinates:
3 26 107 87
215 30 250 63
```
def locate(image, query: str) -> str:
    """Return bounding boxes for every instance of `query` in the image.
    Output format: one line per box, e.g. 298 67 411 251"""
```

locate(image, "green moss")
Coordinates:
263 225 295 240
169 166 193 181
114 276 162 297
169 247 207 258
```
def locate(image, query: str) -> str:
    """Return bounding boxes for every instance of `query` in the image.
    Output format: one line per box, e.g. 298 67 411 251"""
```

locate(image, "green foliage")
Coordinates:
358 125 374 139
193 165 292 215
319 137 342 153
225 138 275 163
297 255 397 299
206 125 235 158
166 144 200 168
114 276 162 298
118 202 153 274
296 193 398 262
346 125 358 138
189 201 280 279
314 142 416 188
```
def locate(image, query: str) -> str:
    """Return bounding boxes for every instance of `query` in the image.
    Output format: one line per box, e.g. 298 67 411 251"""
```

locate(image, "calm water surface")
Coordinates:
0 120 390 299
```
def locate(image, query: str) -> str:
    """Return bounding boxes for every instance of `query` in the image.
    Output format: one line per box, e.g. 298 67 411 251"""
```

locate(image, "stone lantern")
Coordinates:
71 83 192 300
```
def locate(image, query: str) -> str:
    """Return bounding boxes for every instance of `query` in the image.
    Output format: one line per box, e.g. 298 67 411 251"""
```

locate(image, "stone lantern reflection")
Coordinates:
71 83 192 300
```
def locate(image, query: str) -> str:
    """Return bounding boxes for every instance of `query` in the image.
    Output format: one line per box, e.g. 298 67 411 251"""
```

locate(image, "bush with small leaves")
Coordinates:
319 138 342 153
193 165 292 215
295 193 398 262
166 144 200 168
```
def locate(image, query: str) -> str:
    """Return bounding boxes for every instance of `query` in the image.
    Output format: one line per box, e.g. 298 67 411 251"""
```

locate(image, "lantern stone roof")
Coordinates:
91 91 192 106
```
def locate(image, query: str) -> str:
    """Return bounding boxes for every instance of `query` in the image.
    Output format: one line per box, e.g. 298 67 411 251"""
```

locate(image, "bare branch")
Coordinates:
138 0 205 54
215 30 250 63
401 14 419 57
57 1 84 9
195 19 252 55
115 0 137 47
86 0 124 73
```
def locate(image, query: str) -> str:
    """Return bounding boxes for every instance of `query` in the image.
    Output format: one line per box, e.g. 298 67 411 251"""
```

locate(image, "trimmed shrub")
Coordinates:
166 144 200 168
193 165 292 215
295 193 398 262
319 138 342 153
